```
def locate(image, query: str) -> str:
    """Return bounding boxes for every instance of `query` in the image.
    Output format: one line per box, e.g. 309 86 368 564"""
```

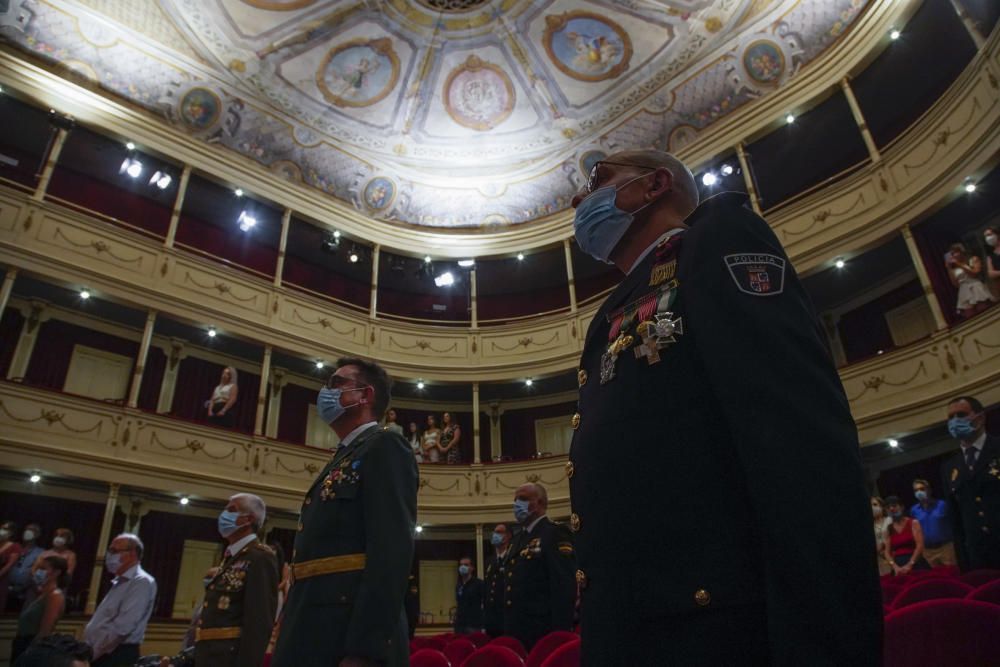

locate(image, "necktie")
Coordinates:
964 447 978 471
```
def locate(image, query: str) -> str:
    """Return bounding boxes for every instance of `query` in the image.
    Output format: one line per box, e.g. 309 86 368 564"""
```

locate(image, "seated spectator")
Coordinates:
10 555 68 662
454 556 485 634
872 497 893 576
407 421 423 462
12 633 92 667
946 243 993 319
205 366 239 428
909 479 956 567
440 412 462 465
10 524 44 609
33 528 77 579
0 520 22 612
384 408 404 436
886 496 930 575
985 226 1000 298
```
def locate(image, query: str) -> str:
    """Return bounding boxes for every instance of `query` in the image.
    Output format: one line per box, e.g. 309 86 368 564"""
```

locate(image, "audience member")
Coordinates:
11 555 68 662
195 493 277 667
407 421 423 462
504 483 575 649
181 567 218 651
9 523 44 608
206 366 239 428
33 528 77 579
946 242 993 319
885 496 930 574
984 226 1000 298
422 414 442 463
872 497 894 576
440 412 462 464
909 479 955 566
84 533 156 667
454 556 484 634
12 633 92 667
384 408 404 436
484 523 512 637
941 395 1000 570
0 520 22 612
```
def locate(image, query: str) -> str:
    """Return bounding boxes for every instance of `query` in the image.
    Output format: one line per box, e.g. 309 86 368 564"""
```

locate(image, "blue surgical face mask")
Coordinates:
105 553 122 575
458 565 470 576
513 499 532 524
948 415 979 440
33 569 48 587
573 174 655 263
889 509 902 519
317 386 370 425
218 510 244 538
914 490 928 502
491 532 504 546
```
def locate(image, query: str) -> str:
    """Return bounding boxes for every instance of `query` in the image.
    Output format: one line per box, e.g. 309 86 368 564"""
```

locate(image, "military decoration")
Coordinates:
319 458 362 501
217 595 231 610
988 458 999 479
649 231 684 286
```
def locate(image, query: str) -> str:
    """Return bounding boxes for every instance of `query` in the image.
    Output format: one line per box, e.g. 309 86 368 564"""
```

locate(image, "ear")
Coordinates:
645 167 674 201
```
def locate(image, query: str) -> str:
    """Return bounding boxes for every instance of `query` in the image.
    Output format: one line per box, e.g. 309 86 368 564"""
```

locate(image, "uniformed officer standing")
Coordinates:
272 358 418 667
503 483 576 650
567 150 881 665
195 493 278 667
483 523 512 638
941 396 1000 570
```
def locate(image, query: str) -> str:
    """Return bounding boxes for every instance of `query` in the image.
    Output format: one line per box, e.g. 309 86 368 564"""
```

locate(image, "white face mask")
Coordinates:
986 234 998 248
0 529 10 540
53 536 67 548
23 530 36 542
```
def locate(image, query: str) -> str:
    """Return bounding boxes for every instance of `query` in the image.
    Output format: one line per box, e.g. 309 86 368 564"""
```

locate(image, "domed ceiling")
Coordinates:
0 0 868 229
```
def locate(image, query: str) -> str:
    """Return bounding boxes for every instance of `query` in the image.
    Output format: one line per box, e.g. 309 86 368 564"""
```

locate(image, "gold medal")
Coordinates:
218 595 230 610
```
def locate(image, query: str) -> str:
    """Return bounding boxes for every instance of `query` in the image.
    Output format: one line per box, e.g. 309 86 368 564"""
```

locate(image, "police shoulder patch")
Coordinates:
723 253 786 296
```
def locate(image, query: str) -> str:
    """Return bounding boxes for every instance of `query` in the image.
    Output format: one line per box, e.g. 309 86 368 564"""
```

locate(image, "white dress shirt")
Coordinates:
225 533 258 558
84 563 157 658
961 431 987 466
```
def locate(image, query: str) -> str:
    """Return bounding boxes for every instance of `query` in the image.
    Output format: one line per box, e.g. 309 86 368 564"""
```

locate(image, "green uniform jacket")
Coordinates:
272 425 418 667
195 540 279 667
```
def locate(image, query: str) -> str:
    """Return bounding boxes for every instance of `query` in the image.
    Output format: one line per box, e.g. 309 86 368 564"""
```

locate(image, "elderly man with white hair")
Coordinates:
194 493 279 667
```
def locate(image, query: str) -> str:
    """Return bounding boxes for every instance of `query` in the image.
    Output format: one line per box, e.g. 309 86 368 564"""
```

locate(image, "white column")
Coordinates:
156 339 187 413
948 0 986 48
902 226 948 330
274 208 292 288
489 402 503 461
32 127 69 201
265 367 286 439
164 165 192 248
470 268 478 327
255 346 272 436
563 240 577 313
475 524 485 580
126 310 157 408
840 78 881 164
370 244 381 319
735 143 763 216
6 300 48 380
472 382 481 464
0 267 17 317
85 483 120 614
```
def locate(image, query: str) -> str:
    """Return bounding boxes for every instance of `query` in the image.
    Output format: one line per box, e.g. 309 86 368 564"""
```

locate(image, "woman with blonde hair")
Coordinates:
206 366 239 428
871 497 893 576
946 242 993 319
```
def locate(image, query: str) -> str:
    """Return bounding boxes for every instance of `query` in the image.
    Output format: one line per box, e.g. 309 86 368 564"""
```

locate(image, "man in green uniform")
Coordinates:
272 358 418 667
195 493 278 667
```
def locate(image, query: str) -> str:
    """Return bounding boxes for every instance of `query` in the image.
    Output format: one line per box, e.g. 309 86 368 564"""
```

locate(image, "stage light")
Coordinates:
785 113 796 124
888 438 900 449
416 381 425 390
125 141 135 150
889 28 901 40
79 289 91 300
179 496 190 506
964 178 977 193
333 230 341 239
349 251 359 263
424 255 432 264
434 272 455 287
835 258 846 269
525 379 534 387
315 361 324 370
149 171 172 190
720 164 734 176
516 253 525 261
415 525 424 533
238 211 257 231
29 473 41 484
207 326 217 338
458 259 475 268
120 157 143 178
234 188 244 197
701 172 718 187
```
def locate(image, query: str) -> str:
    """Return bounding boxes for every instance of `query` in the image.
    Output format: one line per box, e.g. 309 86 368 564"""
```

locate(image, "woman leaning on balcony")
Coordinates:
205 366 239 428
945 242 994 320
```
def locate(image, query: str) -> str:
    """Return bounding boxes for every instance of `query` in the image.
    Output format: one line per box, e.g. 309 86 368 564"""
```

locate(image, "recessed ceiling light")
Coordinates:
349 252 359 263
785 113 796 124
516 252 525 261
207 326 217 338
525 379 534 387
701 172 718 187
415 525 424 533
234 188 244 197
889 28 901 40
125 141 135 150
79 289 91 300
315 361 324 369
179 496 190 505
29 473 41 484
835 258 846 269
416 381 425 390
888 438 900 448
964 179 977 193
333 230 341 239
424 255 432 264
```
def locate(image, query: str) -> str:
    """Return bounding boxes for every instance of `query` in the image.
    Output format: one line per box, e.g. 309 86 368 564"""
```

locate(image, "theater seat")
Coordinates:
460 645 526 667
410 648 451 667
538 639 580 667
445 638 477 666
882 581 905 606
891 578 973 609
525 631 578 667
958 569 1000 588
467 631 491 647
966 579 1000 606
487 637 527 658
884 600 1000 667
422 637 449 652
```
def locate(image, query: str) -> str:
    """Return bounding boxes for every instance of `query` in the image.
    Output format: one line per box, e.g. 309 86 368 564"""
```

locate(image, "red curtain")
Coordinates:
24 319 138 396
47 169 172 238
499 402 577 461
175 213 278 278
479 411 492 463
137 347 166 412
478 285 570 321
171 356 261 434
277 382 315 445
0 308 24 378
837 279 924 364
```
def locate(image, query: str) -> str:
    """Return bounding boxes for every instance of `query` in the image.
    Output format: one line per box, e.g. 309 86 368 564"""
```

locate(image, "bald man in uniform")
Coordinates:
567 150 881 665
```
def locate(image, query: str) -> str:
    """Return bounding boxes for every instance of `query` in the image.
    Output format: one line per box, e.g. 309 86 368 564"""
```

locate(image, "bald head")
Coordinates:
604 149 699 218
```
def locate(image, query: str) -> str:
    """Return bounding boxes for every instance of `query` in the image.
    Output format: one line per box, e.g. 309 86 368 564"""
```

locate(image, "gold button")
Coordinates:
506 601 512 607
304 497 312 505
297 522 303 532
571 413 581 430
576 569 586 587
984 527 991 533
578 369 587 387
565 461 575 479
506 585 511 591
570 513 581 532
980 511 986 517
976 497 983 503
694 589 711 606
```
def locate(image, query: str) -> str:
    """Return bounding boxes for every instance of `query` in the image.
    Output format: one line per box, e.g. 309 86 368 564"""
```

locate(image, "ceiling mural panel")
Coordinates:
0 0 869 229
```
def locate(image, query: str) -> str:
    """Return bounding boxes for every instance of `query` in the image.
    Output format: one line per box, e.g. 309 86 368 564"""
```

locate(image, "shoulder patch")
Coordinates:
724 253 785 296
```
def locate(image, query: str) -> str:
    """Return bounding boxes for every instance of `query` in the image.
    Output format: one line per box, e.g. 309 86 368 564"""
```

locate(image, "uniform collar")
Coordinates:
339 421 379 449
526 514 546 533
961 432 987 452
226 533 257 558
627 228 685 275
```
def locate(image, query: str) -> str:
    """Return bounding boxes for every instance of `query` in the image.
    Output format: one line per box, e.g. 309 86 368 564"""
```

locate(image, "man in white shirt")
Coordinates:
84 533 156 667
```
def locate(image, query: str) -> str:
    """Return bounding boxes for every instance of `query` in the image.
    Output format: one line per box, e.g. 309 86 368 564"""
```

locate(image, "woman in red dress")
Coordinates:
885 495 930 575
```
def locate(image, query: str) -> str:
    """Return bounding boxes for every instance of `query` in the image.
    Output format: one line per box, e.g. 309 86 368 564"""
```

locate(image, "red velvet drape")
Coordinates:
46 169 172 238
175 213 278 278
171 356 260 434
137 347 166 412
277 382 315 445
0 308 24 378
24 319 138 396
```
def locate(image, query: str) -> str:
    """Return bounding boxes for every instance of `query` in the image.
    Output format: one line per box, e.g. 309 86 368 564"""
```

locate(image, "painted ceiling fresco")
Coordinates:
0 0 868 228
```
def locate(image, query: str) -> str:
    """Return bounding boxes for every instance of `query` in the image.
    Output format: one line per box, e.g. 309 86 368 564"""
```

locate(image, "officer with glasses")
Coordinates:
567 149 881 666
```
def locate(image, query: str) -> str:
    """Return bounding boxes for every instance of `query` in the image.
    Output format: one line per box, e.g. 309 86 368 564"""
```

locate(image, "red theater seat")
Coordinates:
958 569 1000 588
467 631 490 647
445 639 477 666
421 637 448 652
410 648 451 667
487 637 527 659
538 639 580 667
460 645 526 667
525 631 578 667
891 578 973 609
966 579 1000 606
884 600 1000 667
882 581 905 606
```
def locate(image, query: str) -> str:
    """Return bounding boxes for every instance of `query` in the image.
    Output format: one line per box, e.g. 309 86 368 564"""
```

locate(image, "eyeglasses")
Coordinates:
106 546 135 554
586 160 656 194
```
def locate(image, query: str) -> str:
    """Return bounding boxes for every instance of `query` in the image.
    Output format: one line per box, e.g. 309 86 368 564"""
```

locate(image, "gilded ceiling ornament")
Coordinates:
240 0 318 10
543 11 632 83
416 0 490 12
741 39 786 85
316 37 401 108
363 177 397 212
443 55 516 131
